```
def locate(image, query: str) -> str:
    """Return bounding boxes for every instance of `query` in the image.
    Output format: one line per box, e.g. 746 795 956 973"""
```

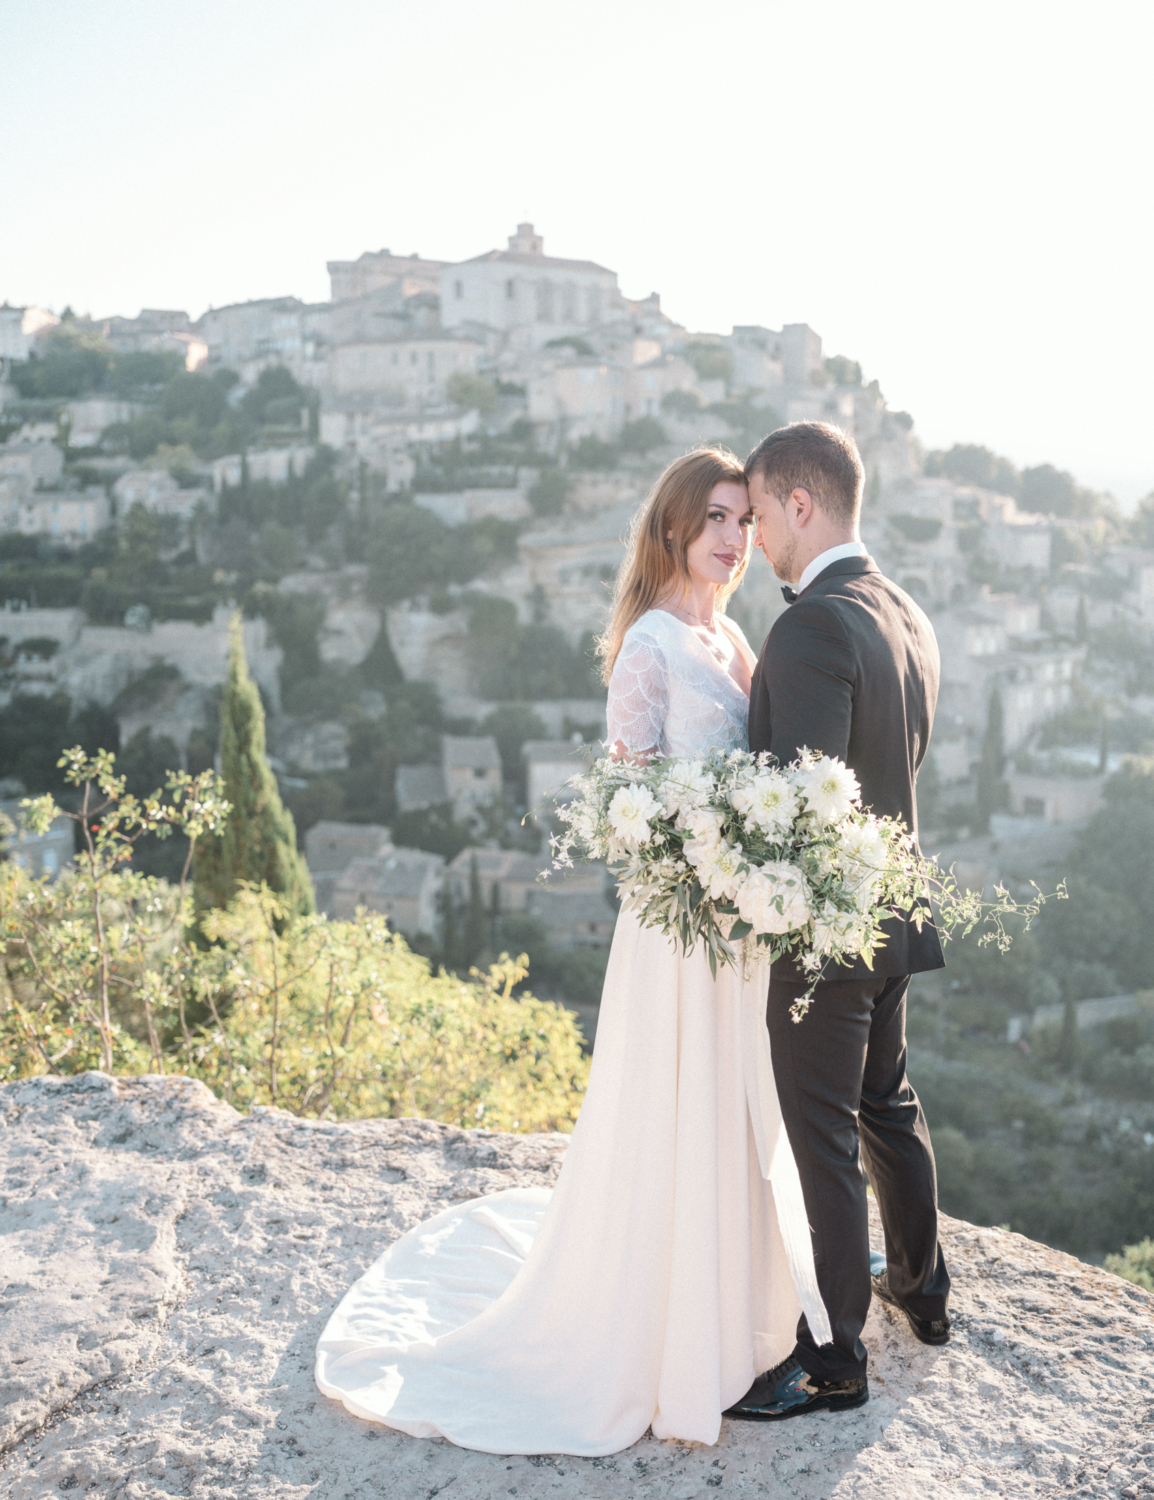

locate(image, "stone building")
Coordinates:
527 358 625 440
318 400 476 480
209 446 315 492
303 820 391 914
196 298 329 388
0 304 59 370
327 249 446 305
445 847 543 915
529 864 618 951
522 739 598 822
0 440 65 494
395 764 449 813
394 736 503 822
114 468 211 521
329 333 480 406
624 352 703 421
728 325 785 396
98 309 207 372
3 487 110 544
442 736 502 820
780 322 824 384
0 797 73 880
330 847 445 937
440 224 621 351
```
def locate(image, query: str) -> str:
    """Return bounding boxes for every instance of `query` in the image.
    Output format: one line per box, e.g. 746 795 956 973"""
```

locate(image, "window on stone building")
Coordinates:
506 279 515 299
1024 797 1046 819
536 280 555 322
455 280 463 299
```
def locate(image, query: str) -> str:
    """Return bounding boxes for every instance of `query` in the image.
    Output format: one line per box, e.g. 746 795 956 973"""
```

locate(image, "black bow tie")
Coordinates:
781 585 799 604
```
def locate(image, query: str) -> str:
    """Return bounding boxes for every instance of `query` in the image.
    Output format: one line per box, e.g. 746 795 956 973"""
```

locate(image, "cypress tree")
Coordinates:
464 853 487 965
1075 595 1089 643
1058 999 1081 1074
194 612 314 924
441 881 461 971
976 688 1007 832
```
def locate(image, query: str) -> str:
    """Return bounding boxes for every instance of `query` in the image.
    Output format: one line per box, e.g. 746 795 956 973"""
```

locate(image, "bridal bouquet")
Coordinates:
550 747 1058 1018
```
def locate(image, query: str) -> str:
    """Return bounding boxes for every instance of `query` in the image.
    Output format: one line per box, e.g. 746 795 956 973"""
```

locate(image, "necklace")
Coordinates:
670 603 717 631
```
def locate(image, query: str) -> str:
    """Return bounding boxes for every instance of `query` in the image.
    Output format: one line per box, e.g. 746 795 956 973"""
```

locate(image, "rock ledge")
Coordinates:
2 1073 1153 1498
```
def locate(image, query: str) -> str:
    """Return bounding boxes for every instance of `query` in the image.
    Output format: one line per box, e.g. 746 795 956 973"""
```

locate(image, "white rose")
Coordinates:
680 807 726 867
736 860 811 935
659 759 716 818
812 900 853 955
694 840 745 901
837 818 888 908
607 783 661 849
795 756 860 824
731 770 800 839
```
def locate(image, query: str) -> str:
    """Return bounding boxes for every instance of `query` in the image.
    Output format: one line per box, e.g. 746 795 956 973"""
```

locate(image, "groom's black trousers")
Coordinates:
766 971 950 1383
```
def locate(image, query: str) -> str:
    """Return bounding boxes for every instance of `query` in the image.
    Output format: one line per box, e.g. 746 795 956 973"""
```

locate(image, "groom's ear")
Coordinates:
789 487 814 527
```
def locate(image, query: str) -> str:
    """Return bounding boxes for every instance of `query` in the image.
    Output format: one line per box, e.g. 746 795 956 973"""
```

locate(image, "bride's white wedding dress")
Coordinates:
314 609 830 1456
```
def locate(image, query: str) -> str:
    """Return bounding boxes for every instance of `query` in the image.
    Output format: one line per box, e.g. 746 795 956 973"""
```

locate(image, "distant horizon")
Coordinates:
2 0 1151 507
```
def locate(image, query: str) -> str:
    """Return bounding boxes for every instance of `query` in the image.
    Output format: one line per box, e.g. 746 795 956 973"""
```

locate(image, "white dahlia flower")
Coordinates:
731 770 800 839
607 783 661 848
795 757 860 824
695 841 745 901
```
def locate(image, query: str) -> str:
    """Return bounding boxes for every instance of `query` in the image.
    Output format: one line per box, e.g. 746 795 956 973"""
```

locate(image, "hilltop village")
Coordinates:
1 224 1152 1011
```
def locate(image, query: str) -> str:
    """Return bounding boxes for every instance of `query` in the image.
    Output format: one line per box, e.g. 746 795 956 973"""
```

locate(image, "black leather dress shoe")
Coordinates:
871 1265 951 1346
724 1357 868 1421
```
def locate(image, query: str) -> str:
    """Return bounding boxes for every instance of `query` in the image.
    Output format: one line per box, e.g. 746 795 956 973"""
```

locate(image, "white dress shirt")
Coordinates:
797 540 868 595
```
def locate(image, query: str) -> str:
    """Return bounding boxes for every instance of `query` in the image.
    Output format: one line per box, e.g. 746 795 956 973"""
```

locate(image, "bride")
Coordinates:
314 447 830 1456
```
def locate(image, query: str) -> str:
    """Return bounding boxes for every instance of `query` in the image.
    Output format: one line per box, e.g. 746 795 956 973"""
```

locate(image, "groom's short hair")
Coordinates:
745 422 864 528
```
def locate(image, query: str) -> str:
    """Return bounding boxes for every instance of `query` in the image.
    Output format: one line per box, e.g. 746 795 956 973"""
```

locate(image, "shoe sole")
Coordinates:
873 1283 951 1346
725 1388 869 1422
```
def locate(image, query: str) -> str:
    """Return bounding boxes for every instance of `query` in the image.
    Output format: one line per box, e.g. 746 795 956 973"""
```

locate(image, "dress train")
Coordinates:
315 910 829 1456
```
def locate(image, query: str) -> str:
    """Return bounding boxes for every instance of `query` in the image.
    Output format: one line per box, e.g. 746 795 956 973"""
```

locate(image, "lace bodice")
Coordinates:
606 609 751 758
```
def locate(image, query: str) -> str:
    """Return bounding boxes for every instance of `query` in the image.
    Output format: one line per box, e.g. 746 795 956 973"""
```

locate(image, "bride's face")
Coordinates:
680 482 754 589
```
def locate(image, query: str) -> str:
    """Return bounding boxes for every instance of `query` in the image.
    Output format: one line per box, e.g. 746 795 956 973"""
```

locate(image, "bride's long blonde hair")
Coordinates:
595 446 749 684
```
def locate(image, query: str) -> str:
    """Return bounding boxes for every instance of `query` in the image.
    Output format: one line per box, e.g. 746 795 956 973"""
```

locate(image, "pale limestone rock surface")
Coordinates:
2 1072 1153 1499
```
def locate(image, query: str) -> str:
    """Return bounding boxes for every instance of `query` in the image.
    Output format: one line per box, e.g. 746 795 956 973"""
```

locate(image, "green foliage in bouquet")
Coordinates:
552 747 1064 1018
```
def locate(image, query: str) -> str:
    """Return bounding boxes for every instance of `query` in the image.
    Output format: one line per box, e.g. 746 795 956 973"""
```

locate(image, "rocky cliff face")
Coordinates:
1 1074 1152 1499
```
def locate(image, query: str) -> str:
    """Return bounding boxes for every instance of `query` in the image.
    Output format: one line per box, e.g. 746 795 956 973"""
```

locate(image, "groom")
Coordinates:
727 421 951 1422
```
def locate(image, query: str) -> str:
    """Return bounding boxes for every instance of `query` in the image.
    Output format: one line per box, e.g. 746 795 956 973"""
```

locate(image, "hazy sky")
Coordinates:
2 0 1151 503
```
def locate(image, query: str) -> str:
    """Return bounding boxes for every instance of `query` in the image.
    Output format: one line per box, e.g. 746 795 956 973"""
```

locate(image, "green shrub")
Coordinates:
0 749 588 1131
684 340 732 385
619 417 667 454
569 435 619 471
889 514 943 544
528 468 572 516
367 504 519 606
1105 1238 1154 1291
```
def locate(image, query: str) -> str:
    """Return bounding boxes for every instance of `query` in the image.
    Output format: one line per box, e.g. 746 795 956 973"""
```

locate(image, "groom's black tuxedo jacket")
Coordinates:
748 554 945 978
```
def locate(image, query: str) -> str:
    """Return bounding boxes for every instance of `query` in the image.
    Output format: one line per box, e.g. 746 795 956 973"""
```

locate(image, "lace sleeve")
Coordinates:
607 630 668 754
